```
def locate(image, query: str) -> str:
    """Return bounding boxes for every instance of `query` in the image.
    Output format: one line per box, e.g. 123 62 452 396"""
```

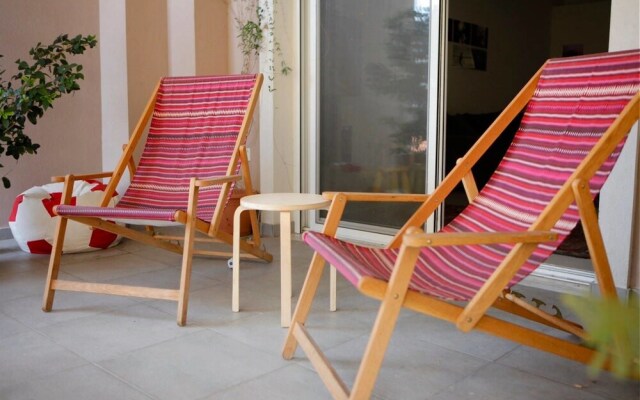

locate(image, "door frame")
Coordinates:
298 0 637 290
302 0 445 244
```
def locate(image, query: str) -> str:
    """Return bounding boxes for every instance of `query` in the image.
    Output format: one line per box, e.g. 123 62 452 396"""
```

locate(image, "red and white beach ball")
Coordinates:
8 180 121 254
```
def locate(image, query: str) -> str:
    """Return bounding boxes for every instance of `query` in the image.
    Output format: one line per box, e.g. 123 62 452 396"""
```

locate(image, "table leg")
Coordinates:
232 205 247 312
280 211 292 327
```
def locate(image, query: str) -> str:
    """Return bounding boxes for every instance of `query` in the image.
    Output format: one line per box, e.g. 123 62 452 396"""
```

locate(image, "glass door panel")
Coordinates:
317 1 435 232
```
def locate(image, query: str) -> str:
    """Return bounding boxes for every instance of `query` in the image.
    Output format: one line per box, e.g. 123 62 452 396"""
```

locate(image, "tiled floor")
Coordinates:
0 235 638 399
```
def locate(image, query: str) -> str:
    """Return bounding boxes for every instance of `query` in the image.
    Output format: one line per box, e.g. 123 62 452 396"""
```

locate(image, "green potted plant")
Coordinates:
0 33 97 188
233 0 291 91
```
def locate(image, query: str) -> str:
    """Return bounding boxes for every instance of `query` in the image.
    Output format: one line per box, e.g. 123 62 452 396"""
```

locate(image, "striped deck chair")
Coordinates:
283 50 640 398
43 74 272 326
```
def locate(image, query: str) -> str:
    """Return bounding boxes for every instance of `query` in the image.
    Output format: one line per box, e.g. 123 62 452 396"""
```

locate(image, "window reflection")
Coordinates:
319 1 430 229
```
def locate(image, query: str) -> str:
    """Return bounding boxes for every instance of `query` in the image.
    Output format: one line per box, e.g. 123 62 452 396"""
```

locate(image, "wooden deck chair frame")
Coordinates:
42 74 272 326
282 64 640 399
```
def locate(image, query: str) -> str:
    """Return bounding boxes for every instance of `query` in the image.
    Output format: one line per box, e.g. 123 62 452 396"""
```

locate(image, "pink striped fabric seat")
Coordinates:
305 50 640 301
57 74 258 224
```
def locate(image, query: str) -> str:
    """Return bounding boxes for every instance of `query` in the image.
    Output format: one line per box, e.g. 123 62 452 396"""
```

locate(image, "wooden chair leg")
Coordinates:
177 224 196 326
283 193 348 358
572 179 617 298
43 175 74 312
42 216 68 311
177 180 199 326
350 298 404 399
248 209 261 247
351 243 422 399
283 252 327 359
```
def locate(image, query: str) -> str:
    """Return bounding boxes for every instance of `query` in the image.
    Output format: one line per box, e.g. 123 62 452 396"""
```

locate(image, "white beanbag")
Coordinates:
8 180 121 254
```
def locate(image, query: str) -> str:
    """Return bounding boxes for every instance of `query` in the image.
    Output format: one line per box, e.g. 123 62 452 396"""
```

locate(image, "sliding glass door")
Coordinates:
306 0 443 240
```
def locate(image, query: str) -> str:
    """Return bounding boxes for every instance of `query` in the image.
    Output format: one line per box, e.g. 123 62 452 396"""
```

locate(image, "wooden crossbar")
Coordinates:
359 277 595 365
293 323 350 400
52 280 180 301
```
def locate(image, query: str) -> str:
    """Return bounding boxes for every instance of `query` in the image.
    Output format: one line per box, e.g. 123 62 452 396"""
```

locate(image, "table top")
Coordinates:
240 193 331 211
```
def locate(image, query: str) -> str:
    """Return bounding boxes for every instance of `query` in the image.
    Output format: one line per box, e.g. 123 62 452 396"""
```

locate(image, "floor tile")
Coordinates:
106 263 223 294
1 291 136 329
311 330 488 400
60 252 171 283
396 312 518 361
0 236 636 400
124 245 185 267
497 346 640 400
0 247 49 273
206 364 331 400
43 245 129 267
100 329 287 400
0 330 88 390
210 301 373 359
143 284 261 328
39 303 201 362
0 364 152 400
430 362 609 400
0 268 75 303
0 311 29 340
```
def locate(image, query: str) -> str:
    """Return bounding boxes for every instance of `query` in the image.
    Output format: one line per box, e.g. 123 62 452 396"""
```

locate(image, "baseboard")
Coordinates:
590 283 638 301
260 223 279 237
532 263 596 286
0 227 13 240
0 223 293 241
522 263 595 295
526 263 637 299
259 221 297 238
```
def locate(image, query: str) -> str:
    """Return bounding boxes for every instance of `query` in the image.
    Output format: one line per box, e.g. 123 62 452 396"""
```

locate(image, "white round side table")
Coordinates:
232 193 332 327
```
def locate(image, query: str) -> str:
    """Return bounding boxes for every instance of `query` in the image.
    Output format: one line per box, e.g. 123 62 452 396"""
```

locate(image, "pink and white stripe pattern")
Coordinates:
305 50 640 301
57 74 258 223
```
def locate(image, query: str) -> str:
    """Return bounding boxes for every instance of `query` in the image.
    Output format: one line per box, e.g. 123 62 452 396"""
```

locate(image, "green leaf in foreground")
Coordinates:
563 294 639 379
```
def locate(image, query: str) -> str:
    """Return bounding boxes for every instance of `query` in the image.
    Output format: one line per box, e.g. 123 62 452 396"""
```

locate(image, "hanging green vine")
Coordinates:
235 0 291 91
238 6 264 71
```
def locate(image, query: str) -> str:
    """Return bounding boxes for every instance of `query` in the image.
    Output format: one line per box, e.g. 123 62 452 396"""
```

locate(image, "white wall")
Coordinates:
601 0 640 289
167 0 196 76
258 0 300 225
229 1 262 190
0 0 102 228
100 0 129 175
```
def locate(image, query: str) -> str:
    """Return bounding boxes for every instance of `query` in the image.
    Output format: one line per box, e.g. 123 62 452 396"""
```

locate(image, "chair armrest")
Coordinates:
194 174 241 188
319 192 432 240
51 172 114 183
323 191 430 203
402 230 558 248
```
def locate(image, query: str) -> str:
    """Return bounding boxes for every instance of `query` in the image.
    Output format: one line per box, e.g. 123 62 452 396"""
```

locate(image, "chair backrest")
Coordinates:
433 50 639 298
116 74 259 221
